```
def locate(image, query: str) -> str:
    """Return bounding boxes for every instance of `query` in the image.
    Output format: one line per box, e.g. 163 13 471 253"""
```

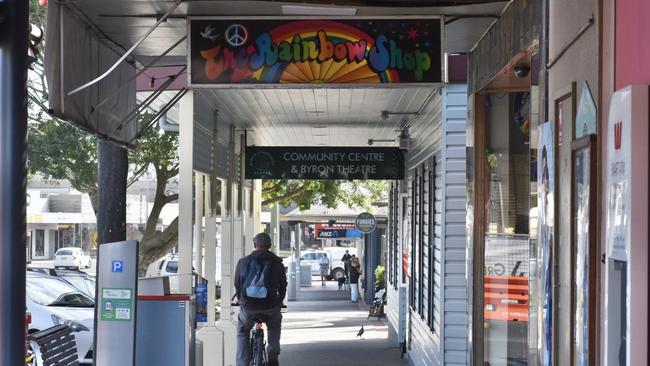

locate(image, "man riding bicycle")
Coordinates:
234 233 287 366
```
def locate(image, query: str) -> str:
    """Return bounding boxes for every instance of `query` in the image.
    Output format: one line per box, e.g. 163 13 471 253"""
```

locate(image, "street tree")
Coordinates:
27 0 388 273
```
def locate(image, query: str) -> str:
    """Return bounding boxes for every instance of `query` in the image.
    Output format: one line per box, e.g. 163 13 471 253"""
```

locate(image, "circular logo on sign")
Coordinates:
248 151 275 178
225 24 248 47
355 212 376 234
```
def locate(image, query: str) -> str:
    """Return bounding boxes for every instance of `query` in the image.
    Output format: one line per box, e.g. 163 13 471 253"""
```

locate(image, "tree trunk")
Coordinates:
97 139 128 243
138 217 179 276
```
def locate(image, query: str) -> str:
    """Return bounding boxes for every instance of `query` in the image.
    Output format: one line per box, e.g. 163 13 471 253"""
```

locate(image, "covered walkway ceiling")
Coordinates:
62 0 508 147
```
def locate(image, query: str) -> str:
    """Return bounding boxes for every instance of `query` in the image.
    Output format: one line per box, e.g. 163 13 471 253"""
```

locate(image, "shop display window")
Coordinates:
483 92 531 365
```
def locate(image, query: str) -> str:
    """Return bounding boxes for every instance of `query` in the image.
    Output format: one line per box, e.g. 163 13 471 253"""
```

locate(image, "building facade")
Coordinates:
386 83 469 365
464 0 648 365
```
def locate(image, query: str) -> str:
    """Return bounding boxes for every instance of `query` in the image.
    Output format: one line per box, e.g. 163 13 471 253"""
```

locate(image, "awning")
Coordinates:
44 2 137 145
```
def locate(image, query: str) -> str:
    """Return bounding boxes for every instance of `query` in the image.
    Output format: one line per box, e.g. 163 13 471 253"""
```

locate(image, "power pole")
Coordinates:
97 140 128 243
0 0 29 364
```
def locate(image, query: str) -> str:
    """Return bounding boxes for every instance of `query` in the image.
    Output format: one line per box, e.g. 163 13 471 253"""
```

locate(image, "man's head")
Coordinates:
345 250 349 254
253 232 272 250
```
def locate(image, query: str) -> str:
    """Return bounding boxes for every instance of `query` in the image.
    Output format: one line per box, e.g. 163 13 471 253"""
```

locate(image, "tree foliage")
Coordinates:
26 0 388 273
26 0 180 271
262 179 388 210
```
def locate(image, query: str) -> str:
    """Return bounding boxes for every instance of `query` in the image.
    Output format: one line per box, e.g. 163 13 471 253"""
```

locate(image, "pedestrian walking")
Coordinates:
319 254 330 287
349 258 362 302
341 250 352 285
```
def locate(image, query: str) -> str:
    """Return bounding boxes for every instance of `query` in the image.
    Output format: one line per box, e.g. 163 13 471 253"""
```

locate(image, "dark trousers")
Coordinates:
237 306 282 366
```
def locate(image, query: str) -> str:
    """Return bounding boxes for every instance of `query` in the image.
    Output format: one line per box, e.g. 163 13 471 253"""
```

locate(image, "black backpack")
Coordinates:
240 256 273 300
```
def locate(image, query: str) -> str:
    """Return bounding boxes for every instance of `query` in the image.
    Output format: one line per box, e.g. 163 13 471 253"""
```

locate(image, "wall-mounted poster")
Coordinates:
189 17 442 86
537 122 554 366
575 82 597 139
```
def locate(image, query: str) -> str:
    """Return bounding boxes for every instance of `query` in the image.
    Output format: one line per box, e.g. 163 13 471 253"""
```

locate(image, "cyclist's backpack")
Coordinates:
241 256 272 299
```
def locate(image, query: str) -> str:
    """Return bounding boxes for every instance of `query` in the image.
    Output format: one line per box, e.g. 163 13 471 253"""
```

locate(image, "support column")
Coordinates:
0 1 29 363
194 174 204 277
196 176 222 363
232 183 244 272
216 178 237 366
252 180 262 242
294 224 301 294
244 187 255 253
270 203 280 255
178 90 194 294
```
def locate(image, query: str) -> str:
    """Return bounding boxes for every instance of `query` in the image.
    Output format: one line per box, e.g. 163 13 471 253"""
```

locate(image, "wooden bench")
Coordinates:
28 324 79 366
484 275 529 322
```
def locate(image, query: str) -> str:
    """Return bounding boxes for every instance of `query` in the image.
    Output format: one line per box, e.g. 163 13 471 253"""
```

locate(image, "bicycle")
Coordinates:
231 303 287 366
250 316 268 366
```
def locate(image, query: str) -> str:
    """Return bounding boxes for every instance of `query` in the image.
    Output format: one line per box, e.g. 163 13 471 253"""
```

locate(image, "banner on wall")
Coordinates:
537 122 554 366
189 17 442 86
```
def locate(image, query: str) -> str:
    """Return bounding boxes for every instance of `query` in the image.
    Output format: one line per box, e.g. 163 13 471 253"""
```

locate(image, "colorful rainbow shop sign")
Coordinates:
189 18 442 86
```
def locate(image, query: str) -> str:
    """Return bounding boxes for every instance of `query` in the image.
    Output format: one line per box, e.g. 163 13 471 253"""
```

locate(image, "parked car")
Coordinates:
26 271 94 365
28 267 96 299
145 255 221 298
283 248 355 280
53 247 92 270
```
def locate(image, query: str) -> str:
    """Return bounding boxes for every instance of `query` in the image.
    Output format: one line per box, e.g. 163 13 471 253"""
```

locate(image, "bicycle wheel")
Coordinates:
253 332 265 366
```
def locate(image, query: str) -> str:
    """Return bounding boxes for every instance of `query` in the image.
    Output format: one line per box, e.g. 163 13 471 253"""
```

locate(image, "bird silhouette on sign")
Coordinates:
356 325 365 339
200 25 220 42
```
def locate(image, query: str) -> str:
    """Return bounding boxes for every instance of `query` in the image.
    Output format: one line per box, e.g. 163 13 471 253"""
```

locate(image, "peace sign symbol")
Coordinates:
225 24 248 47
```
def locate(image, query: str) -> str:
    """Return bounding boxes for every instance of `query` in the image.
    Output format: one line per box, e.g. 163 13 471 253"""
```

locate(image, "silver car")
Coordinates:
26 272 95 364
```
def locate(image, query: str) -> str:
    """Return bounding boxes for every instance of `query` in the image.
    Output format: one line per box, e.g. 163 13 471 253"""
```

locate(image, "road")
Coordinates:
28 259 97 275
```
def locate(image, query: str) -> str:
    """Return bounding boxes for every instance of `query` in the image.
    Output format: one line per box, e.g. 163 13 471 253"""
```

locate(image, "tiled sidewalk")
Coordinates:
279 281 406 366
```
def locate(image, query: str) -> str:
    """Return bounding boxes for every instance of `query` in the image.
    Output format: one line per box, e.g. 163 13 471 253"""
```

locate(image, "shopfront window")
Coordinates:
483 91 531 364
34 229 45 257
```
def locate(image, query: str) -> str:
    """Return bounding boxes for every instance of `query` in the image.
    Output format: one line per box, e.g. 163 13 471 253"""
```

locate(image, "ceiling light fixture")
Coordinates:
368 138 395 146
281 5 357 16
381 110 419 120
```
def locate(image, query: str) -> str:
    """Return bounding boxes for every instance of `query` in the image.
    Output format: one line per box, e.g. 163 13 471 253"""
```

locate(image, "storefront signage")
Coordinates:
316 228 363 239
605 87 634 261
355 212 377 234
189 18 442 86
245 146 404 180
576 81 597 138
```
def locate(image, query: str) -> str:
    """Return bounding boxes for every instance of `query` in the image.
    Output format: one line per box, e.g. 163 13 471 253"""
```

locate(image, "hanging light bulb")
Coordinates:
149 76 156 89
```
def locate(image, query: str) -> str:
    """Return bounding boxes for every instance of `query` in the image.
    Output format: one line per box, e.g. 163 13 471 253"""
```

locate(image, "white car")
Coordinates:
283 248 355 280
53 247 92 270
26 271 94 364
145 254 221 298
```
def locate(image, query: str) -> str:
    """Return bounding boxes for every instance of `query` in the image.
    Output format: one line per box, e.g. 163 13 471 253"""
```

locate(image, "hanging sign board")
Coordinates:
245 146 404 180
189 17 442 86
355 212 377 234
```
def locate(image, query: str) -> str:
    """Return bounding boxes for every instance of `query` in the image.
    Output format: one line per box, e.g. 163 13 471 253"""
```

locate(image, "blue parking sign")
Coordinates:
112 260 124 273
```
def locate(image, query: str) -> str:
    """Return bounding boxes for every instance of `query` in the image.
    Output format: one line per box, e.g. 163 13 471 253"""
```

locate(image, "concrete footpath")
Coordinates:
279 280 406 366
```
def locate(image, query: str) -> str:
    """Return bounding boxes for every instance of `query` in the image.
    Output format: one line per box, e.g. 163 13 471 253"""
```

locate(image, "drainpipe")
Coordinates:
159 113 179 132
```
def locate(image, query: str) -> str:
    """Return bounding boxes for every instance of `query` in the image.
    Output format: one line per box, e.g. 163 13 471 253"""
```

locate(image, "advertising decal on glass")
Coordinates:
573 144 591 366
537 122 554 366
606 88 632 262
